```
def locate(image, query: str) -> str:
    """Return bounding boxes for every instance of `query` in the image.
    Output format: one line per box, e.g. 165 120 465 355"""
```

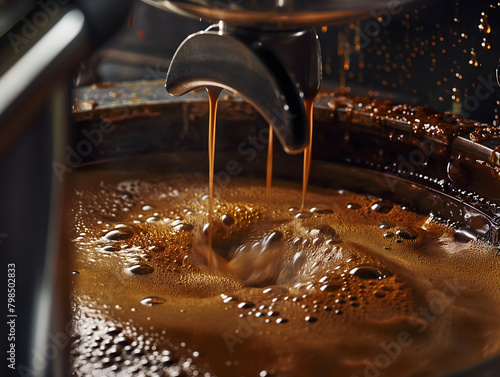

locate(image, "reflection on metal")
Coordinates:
0 8 88 156
141 0 412 29
496 63 500 88
0 10 85 115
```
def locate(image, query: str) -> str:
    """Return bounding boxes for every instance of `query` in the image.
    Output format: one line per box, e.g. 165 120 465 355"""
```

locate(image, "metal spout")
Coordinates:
165 24 321 154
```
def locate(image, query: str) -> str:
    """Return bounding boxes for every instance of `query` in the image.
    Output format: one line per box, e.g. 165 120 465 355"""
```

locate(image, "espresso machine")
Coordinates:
2 0 500 376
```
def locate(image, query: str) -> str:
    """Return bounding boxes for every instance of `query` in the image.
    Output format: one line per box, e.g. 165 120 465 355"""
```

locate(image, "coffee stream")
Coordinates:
206 87 222 269
301 97 315 210
266 125 273 209
206 86 314 258
205 88 316 257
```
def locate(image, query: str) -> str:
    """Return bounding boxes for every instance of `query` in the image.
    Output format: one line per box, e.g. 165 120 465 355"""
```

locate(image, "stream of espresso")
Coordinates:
301 97 316 210
206 90 316 220
266 125 273 209
206 90 312 243
206 87 222 268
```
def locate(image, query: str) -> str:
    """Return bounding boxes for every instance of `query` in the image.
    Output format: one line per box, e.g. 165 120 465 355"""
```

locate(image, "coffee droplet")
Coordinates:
148 245 165 253
481 38 491 50
222 214 235 226
454 229 475 243
104 228 134 240
396 227 418 240
295 212 312 219
311 224 336 238
479 13 491 34
141 296 166 306
127 264 154 275
371 200 394 214
173 223 194 232
101 245 120 252
305 316 317 323
347 203 361 210
320 283 341 292
310 207 333 214
350 265 391 280
263 231 283 246
106 326 122 335
379 221 395 229
263 286 289 295
469 49 479 67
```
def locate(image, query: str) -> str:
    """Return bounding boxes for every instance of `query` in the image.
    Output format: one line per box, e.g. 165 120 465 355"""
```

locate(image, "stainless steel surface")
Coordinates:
0 2 133 376
0 0 37 36
0 8 87 375
0 8 89 156
141 0 411 29
33 82 72 377
0 0 134 157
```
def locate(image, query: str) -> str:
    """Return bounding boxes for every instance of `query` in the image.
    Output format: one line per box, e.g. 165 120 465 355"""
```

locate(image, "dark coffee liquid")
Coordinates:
68 166 500 377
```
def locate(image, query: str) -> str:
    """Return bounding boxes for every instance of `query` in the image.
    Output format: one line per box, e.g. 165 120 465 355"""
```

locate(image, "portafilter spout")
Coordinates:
141 0 411 153
165 22 320 153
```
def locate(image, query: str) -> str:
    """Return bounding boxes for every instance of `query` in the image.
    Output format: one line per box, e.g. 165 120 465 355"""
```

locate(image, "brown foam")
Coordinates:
67 168 500 377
